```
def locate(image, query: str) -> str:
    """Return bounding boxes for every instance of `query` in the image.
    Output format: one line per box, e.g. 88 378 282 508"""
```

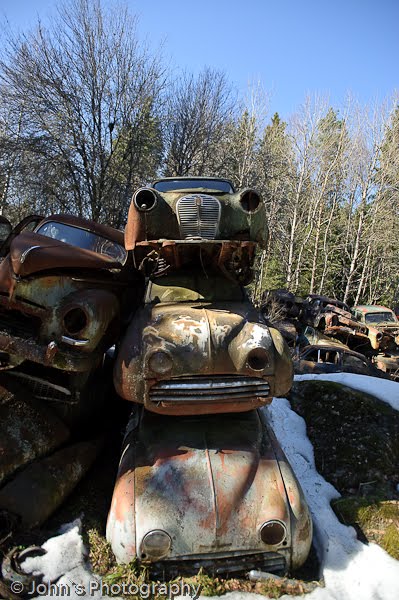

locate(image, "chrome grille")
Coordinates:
151 551 286 579
149 376 270 404
176 194 221 239
8 371 74 403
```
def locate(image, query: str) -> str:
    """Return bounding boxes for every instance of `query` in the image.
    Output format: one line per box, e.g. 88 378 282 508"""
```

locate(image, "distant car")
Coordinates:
107 407 312 577
297 325 347 349
294 343 388 378
353 305 399 380
353 305 399 327
302 294 355 329
261 289 303 320
301 295 381 351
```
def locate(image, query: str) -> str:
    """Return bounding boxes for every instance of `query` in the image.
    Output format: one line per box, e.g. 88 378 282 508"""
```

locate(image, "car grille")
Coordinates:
149 376 271 404
176 194 221 239
7 371 74 404
149 551 286 579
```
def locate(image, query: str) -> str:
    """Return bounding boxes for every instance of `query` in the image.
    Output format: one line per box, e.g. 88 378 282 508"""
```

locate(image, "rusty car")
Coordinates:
106 406 312 577
0 213 143 424
0 213 143 530
126 176 267 249
261 289 303 320
294 343 388 378
352 305 399 380
301 294 382 352
125 176 266 285
113 270 293 416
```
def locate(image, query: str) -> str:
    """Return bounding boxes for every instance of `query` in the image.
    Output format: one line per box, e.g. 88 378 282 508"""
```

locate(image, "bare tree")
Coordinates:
163 68 236 176
0 0 165 225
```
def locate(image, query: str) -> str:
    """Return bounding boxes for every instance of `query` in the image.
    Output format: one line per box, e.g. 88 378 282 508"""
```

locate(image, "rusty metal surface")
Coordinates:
0 439 102 528
293 344 388 378
106 408 311 571
353 305 399 351
131 240 257 285
8 231 123 278
0 377 69 487
0 328 101 372
0 214 131 373
114 296 293 415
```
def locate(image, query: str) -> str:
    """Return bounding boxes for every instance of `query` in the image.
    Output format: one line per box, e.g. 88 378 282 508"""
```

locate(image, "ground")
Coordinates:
288 379 399 560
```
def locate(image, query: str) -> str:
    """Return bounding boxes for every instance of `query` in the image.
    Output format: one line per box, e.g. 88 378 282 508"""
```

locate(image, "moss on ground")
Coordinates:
332 497 399 559
289 380 399 560
288 380 399 494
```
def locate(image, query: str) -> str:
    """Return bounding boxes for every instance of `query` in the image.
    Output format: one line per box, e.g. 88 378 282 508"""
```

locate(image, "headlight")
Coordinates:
141 530 172 560
63 307 88 335
133 188 158 212
247 348 270 371
148 351 173 374
260 520 287 545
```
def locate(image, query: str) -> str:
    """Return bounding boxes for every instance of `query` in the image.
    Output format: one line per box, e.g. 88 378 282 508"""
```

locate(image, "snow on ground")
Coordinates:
18 374 399 600
21 520 110 599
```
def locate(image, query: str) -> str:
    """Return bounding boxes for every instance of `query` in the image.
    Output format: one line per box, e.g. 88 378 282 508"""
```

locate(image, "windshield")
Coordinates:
36 221 127 264
153 179 234 193
146 273 244 303
364 311 397 324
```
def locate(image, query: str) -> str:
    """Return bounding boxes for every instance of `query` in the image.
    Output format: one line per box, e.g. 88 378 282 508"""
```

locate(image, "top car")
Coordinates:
125 176 267 250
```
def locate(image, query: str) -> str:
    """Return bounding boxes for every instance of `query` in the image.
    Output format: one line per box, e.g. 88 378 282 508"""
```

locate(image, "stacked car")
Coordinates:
0 213 143 529
0 177 313 582
107 177 312 576
261 289 399 380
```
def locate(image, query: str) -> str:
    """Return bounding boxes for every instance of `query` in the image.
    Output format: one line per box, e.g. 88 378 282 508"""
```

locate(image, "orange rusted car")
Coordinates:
106 406 312 577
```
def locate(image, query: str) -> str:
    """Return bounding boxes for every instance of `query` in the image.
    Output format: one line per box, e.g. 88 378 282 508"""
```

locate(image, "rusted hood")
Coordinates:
108 410 291 561
141 301 274 377
8 231 122 277
114 300 294 410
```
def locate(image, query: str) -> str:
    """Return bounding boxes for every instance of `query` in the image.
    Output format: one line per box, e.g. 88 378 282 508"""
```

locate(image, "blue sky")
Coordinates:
1 0 398 119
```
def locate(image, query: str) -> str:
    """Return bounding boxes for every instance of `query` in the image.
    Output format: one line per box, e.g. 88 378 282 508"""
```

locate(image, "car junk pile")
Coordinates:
261 289 399 380
0 177 312 585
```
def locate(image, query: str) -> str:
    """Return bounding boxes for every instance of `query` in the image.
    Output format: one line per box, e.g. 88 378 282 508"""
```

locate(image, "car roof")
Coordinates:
151 176 235 188
306 294 349 308
354 305 393 313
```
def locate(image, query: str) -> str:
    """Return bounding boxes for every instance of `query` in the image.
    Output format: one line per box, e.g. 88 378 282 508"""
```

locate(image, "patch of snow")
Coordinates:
21 521 110 599
295 373 399 411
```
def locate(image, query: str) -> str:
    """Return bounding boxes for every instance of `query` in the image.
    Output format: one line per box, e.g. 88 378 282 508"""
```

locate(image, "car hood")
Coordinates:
107 410 292 562
142 301 273 377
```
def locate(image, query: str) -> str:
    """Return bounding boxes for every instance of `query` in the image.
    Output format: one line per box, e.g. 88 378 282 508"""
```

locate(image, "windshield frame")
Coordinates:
35 220 127 264
152 178 235 194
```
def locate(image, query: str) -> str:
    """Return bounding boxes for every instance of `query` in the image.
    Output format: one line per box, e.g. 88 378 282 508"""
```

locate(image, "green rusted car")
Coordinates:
124 176 266 285
114 270 293 416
